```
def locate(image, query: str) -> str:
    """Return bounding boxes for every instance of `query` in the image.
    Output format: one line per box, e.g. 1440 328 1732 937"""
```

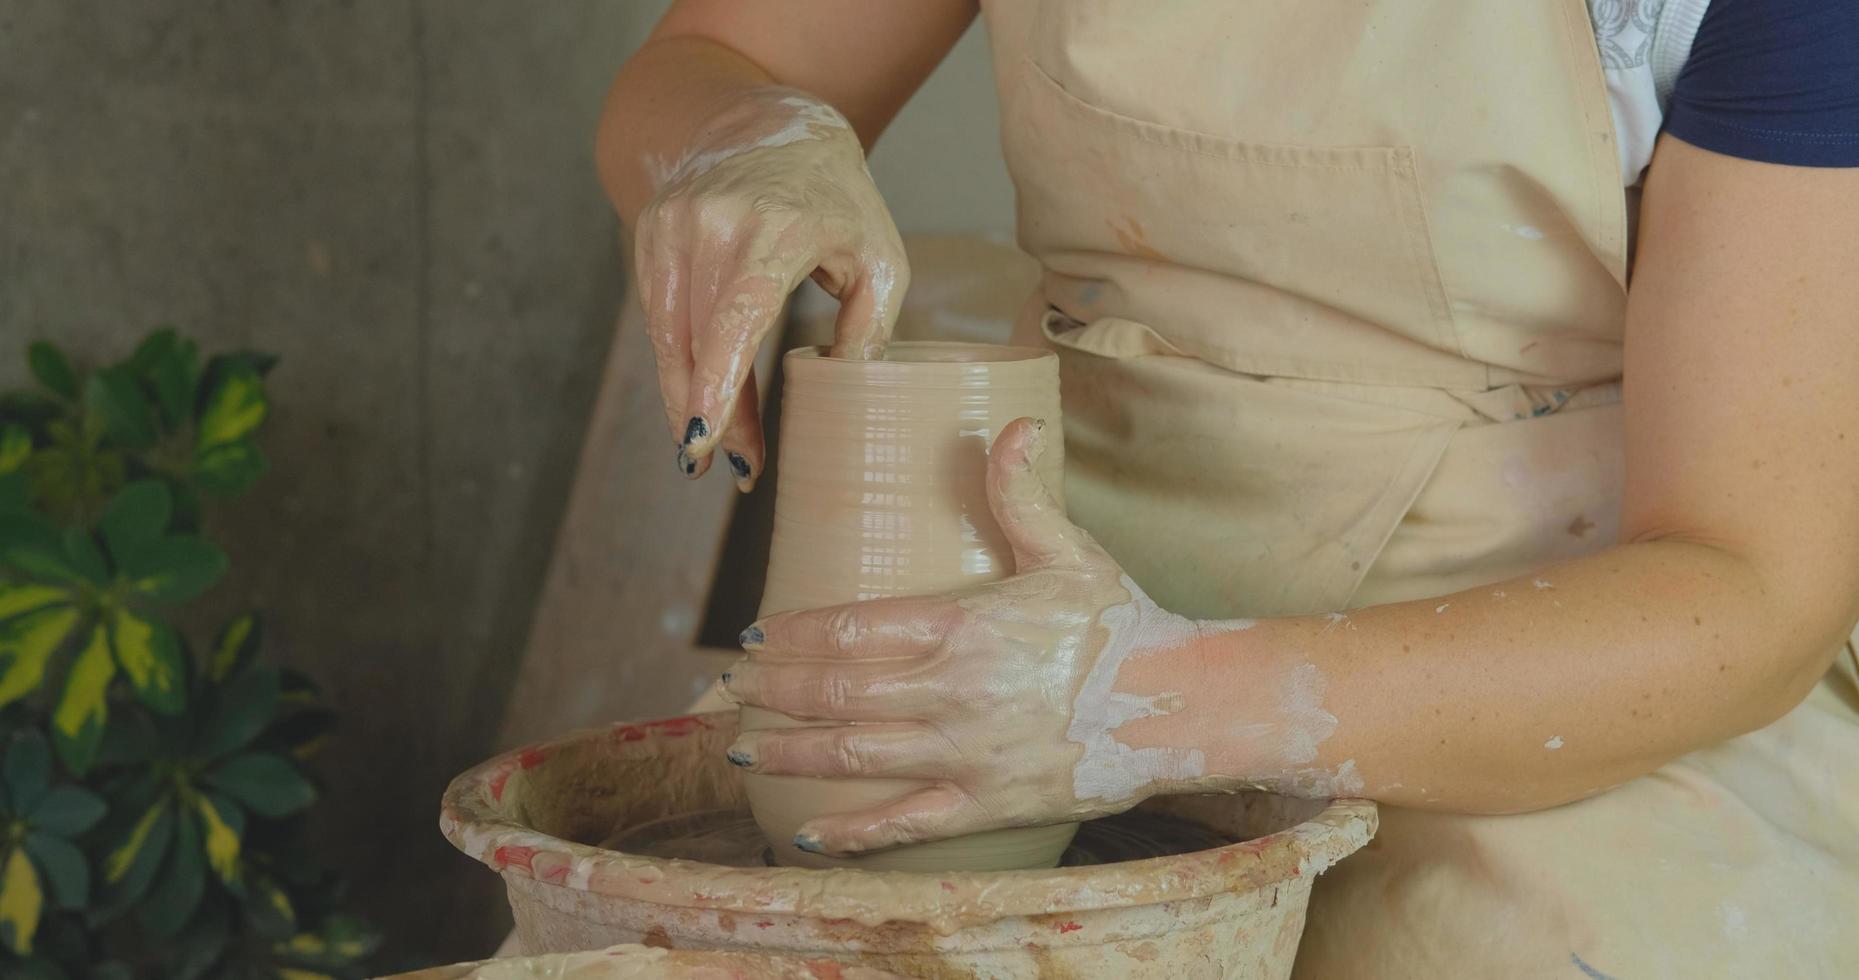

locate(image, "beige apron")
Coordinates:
979 1 1859 975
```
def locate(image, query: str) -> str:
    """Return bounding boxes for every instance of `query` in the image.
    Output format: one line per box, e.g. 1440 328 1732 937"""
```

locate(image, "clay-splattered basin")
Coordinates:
440 714 1376 979
385 942 908 979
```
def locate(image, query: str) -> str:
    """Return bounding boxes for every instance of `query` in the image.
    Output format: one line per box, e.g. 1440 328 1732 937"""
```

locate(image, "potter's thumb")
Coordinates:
987 417 1095 572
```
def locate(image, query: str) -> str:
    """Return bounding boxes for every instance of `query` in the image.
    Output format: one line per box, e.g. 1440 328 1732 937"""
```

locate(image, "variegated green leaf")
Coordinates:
99 479 172 561
0 847 42 954
109 607 186 714
195 366 267 451
195 793 242 883
83 368 158 450
60 527 108 583
0 605 81 707
103 796 171 885
0 424 29 474
96 796 174 922
28 784 106 837
238 865 294 941
279 914 380 966
139 799 203 937
193 439 266 496
22 832 87 910
209 611 260 683
52 623 115 775
197 666 278 761
128 329 200 430
0 584 72 626
117 534 227 604
206 751 315 818
0 512 88 583
263 875 294 927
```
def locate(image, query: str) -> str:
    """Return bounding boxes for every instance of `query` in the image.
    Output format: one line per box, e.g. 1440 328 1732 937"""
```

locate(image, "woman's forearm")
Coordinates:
596 36 778 227
1120 539 1843 813
596 2 976 228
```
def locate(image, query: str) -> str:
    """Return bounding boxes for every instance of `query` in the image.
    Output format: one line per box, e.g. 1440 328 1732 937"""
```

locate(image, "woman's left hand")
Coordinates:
718 418 1227 856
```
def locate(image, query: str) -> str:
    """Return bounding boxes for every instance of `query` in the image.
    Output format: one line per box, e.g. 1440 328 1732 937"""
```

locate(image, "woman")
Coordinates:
595 1 1859 975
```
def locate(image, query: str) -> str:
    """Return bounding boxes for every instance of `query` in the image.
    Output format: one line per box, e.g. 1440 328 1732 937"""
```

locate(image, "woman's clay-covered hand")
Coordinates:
719 419 1258 856
633 87 909 490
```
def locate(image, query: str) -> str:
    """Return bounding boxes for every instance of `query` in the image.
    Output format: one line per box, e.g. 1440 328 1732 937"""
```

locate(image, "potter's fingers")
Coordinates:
745 597 958 661
726 724 959 780
635 210 706 479
716 368 764 493
814 236 908 361
794 783 981 856
635 206 712 480
683 227 819 463
720 658 932 722
987 417 1101 571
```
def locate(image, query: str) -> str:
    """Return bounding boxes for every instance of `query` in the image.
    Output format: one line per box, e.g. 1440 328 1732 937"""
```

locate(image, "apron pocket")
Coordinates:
1039 311 1461 619
1007 59 1467 384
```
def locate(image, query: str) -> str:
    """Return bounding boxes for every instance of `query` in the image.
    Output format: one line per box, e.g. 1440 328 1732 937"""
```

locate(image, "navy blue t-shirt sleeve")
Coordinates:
1663 0 1859 167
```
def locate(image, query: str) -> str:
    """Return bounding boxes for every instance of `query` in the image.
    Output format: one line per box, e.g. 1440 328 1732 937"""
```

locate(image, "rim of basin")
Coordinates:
440 713 1377 929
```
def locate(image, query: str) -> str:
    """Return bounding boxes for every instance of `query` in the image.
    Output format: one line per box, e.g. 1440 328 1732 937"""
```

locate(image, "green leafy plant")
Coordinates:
1 732 106 954
0 329 376 979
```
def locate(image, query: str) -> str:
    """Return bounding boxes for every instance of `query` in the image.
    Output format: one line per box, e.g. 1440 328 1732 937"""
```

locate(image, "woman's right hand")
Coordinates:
631 87 910 490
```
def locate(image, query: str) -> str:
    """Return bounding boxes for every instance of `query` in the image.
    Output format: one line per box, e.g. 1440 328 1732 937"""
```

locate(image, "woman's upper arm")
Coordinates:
1620 135 1859 650
649 0 979 147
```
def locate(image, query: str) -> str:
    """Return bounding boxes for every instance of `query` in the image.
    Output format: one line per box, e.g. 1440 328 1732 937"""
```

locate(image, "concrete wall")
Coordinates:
0 1 1010 966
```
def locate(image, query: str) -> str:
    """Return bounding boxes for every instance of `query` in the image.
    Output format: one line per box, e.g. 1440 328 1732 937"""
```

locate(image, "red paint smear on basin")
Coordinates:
612 715 713 742
1054 920 1083 933
487 763 516 803
493 845 538 872
806 963 846 980
487 746 552 803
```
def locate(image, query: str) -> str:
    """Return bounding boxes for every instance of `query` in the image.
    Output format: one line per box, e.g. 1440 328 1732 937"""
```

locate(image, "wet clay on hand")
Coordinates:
632 87 909 491
738 343 1076 871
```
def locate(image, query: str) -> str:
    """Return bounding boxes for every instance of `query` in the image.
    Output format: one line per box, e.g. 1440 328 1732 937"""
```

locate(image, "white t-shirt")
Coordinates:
1589 0 1713 187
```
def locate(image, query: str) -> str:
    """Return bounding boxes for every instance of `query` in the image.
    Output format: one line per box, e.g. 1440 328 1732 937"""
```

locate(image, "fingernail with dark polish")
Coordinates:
739 625 764 648
676 446 697 477
726 451 752 480
683 416 709 447
725 746 753 767
793 832 824 853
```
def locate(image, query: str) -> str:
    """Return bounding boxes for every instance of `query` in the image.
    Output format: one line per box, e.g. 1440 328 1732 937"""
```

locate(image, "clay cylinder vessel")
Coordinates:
743 341 1078 870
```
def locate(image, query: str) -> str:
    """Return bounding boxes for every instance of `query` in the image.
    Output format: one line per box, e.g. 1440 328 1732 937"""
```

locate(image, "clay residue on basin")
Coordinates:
440 712 1377 935
606 807 1233 869
383 942 908 979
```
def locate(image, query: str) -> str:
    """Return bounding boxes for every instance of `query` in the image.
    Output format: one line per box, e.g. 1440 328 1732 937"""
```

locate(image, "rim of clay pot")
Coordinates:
788 341 1053 366
440 713 1378 932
